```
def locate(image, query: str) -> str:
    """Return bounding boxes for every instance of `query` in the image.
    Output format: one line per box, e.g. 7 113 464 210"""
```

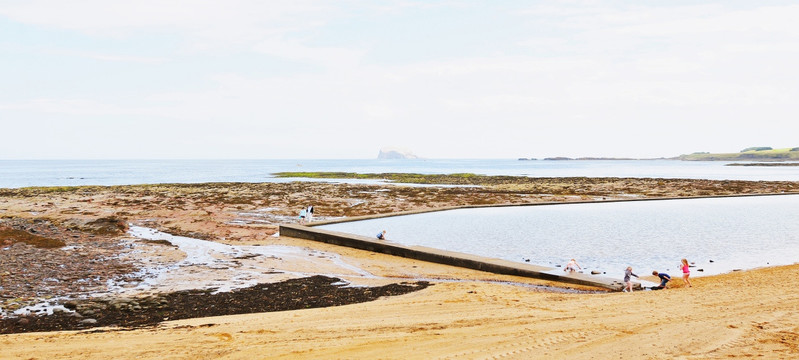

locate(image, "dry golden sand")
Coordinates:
3 247 798 359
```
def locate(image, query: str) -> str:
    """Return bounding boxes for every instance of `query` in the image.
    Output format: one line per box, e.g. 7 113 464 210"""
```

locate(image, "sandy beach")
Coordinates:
2 178 798 359
3 256 798 359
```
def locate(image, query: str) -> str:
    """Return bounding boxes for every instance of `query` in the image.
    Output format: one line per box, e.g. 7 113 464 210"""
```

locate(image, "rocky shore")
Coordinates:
1 218 136 314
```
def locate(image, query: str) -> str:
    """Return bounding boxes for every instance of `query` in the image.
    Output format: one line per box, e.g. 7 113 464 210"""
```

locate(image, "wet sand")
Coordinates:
2 178 799 358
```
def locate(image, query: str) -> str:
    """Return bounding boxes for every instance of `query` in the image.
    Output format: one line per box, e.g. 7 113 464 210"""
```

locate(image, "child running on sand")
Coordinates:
623 266 638 292
681 258 693 287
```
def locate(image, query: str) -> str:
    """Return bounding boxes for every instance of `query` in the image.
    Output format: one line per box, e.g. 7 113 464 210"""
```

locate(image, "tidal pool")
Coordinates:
319 194 799 279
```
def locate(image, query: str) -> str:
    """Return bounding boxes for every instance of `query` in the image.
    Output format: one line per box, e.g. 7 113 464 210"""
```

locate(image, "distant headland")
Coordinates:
519 146 799 163
676 147 799 162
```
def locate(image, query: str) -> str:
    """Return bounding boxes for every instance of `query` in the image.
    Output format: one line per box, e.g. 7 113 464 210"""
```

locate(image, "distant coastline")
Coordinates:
521 146 799 162
518 157 664 161
727 163 799 167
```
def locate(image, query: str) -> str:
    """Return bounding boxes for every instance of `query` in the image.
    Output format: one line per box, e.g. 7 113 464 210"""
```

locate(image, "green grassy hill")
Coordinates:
678 147 799 161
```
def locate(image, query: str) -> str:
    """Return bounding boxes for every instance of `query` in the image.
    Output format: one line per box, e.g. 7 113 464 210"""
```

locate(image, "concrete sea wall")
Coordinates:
279 223 630 290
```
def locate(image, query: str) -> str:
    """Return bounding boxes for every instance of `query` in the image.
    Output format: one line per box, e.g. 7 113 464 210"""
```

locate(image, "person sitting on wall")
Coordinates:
376 230 386 240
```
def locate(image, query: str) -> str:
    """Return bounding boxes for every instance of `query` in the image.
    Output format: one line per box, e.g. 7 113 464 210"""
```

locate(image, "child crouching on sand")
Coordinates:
652 271 671 290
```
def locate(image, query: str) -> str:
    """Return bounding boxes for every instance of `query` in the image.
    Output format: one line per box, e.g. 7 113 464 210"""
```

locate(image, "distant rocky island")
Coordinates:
377 147 419 160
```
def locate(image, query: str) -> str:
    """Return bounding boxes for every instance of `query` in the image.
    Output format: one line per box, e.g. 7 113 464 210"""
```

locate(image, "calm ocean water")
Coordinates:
2 159 799 188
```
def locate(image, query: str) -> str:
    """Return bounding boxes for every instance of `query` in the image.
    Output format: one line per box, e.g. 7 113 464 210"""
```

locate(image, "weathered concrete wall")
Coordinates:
280 224 631 291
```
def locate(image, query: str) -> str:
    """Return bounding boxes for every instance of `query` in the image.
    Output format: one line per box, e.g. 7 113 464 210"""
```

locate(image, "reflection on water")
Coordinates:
319 195 799 278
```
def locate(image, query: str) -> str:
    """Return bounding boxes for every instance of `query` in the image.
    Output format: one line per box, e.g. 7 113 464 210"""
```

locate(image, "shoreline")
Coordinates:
3 264 798 359
2 178 799 358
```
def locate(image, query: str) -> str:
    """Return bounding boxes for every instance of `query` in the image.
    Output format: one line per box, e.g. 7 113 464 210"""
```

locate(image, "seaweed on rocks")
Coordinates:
1 276 430 334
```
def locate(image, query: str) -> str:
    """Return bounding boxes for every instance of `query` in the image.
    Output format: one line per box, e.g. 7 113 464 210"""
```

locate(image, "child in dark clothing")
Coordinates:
651 271 671 290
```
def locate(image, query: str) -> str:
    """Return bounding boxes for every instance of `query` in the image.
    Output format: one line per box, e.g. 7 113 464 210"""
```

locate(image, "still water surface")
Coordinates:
319 194 799 278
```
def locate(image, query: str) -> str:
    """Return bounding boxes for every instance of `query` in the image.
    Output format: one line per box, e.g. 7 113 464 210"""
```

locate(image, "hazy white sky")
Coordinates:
2 1 798 159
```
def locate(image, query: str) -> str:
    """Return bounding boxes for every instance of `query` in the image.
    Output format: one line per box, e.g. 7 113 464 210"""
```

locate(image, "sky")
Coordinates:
1 1 798 160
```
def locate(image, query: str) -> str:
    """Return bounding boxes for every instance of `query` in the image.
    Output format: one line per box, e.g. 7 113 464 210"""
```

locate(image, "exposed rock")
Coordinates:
1 276 430 334
0 226 65 248
0 218 136 312
63 301 78 310
377 147 419 159
82 217 128 235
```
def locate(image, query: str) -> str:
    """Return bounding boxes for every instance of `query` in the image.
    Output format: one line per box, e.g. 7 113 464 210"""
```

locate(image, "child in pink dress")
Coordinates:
681 258 693 287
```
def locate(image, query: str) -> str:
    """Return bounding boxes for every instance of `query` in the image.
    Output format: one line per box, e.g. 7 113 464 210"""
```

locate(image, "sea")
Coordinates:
2 158 799 188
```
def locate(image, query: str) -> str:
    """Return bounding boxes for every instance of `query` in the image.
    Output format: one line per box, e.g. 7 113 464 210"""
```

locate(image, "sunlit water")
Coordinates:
319 194 799 279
